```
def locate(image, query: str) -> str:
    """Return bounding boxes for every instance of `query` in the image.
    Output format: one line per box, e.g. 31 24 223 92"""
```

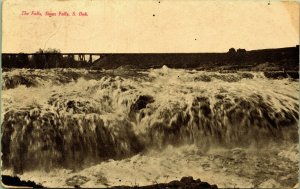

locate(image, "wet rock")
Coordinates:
168 180 184 187
263 71 288 79
194 75 212 82
240 72 254 79
63 99 99 114
264 71 298 80
130 95 154 112
211 74 241 82
110 176 218 188
181 176 195 183
130 95 155 120
96 175 109 186
192 97 212 118
61 71 81 81
65 175 90 187
67 100 76 109
2 175 43 188
287 71 299 79
3 75 38 89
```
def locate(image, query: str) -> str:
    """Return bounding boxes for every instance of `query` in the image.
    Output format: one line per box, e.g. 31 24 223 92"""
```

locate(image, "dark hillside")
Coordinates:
92 46 299 70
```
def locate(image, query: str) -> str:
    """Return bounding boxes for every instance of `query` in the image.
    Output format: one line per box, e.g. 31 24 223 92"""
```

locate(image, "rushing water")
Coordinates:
1 66 299 188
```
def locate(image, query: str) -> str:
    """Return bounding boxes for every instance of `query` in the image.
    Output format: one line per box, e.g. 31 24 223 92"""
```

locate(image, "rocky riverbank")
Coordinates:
2 175 217 189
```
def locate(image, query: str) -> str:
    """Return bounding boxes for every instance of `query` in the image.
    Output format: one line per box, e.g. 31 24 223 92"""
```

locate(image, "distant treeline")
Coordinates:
2 46 299 71
92 46 299 71
2 49 92 69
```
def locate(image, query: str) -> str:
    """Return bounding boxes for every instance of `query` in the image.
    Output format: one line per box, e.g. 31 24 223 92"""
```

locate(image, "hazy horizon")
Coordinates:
1 45 299 54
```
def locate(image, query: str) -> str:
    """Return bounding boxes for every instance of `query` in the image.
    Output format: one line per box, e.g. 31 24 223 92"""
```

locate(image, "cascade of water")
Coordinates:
2 67 298 173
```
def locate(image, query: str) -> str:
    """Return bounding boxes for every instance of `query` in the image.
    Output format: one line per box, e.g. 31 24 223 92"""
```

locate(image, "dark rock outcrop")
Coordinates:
1 175 217 189
130 95 155 112
111 176 218 189
129 95 155 120
2 175 44 188
263 71 299 79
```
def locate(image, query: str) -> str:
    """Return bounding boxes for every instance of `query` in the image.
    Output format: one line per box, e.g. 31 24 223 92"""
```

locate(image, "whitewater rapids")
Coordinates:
1 66 299 188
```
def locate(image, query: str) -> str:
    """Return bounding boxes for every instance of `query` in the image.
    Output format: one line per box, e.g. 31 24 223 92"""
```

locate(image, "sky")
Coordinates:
2 0 299 53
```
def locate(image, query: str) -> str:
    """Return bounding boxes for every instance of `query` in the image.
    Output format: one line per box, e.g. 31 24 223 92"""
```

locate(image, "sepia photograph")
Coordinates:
1 0 299 188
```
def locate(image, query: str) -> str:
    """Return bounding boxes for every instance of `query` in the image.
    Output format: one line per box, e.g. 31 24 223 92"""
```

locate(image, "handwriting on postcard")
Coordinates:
21 11 88 17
